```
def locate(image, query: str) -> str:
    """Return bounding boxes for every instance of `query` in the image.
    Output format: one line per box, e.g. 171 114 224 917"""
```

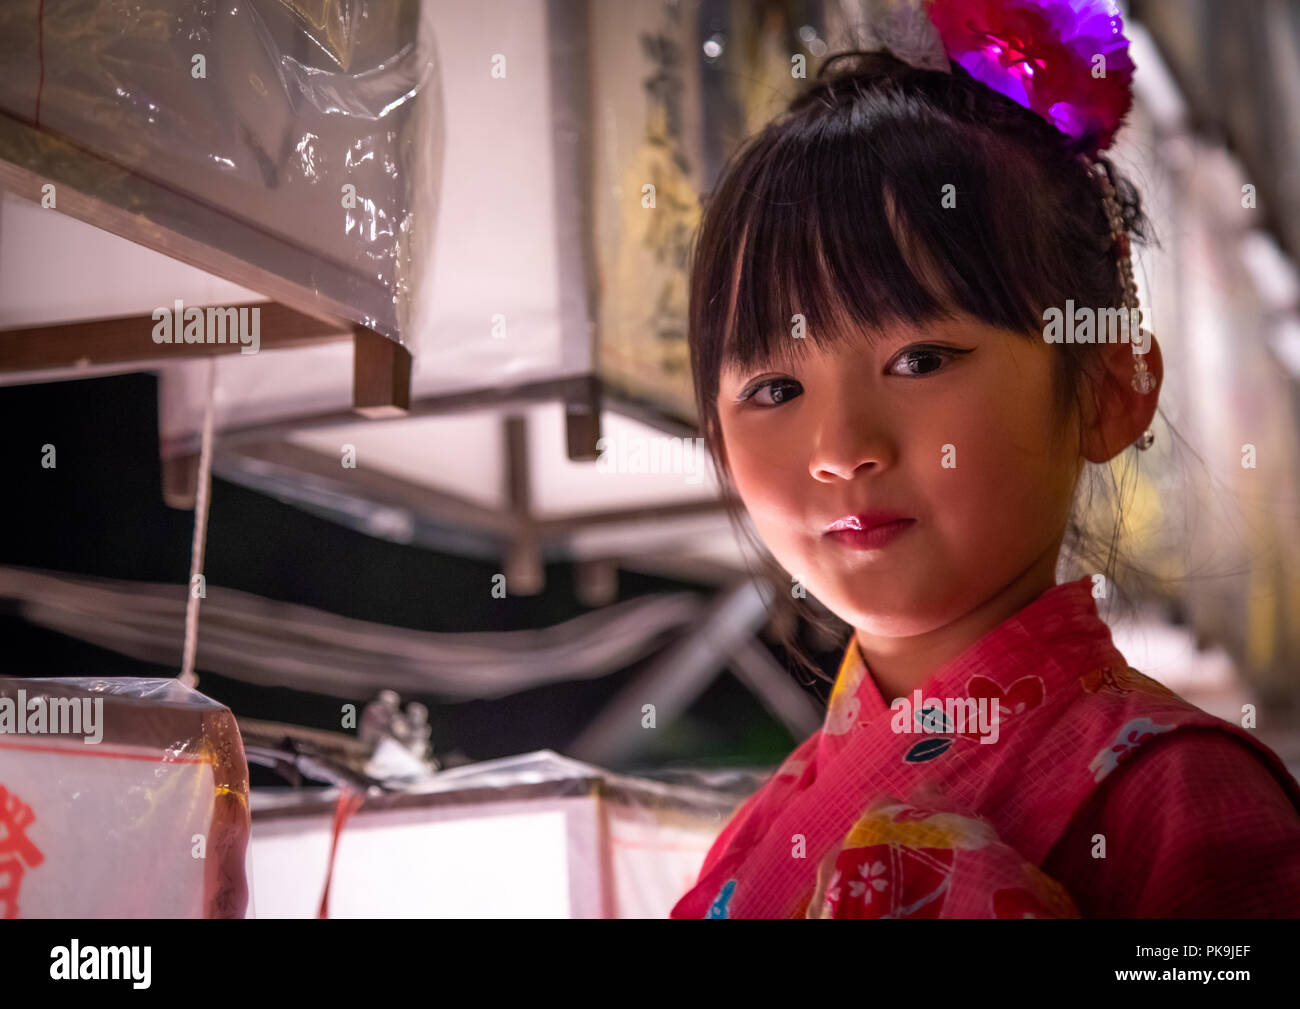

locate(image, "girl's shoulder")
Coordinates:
1086 723 1300 817
1045 725 1300 916
1053 662 1298 796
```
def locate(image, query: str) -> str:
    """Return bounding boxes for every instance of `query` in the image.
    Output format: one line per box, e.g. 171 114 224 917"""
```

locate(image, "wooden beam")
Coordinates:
575 559 618 607
221 437 732 539
205 376 696 456
221 440 519 538
352 325 412 418
503 414 544 595
564 374 602 461
0 302 351 374
161 452 200 510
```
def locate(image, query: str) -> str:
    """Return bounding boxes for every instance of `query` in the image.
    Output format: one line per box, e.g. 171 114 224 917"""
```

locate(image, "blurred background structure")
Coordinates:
0 0 1297 916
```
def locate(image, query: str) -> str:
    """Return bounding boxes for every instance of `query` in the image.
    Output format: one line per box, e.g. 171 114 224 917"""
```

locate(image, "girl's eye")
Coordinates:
739 377 802 407
886 345 971 377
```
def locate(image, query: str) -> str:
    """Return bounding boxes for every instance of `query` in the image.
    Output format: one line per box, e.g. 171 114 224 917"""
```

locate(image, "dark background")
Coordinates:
0 370 836 781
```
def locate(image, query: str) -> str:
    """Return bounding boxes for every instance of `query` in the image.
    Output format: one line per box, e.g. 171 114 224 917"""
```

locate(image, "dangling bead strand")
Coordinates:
1092 161 1157 396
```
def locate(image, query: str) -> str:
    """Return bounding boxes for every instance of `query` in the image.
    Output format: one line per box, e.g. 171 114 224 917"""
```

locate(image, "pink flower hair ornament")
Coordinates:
866 0 1158 435
875 0 1136 153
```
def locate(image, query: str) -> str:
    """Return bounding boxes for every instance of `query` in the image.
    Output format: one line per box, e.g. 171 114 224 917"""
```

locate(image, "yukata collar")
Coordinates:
828 575 1122 731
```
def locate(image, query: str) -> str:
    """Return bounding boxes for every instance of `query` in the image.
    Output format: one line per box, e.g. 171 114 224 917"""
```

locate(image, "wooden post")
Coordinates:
352 325 411 418
162 452 200 510
564 374 601 461
504 414 544 595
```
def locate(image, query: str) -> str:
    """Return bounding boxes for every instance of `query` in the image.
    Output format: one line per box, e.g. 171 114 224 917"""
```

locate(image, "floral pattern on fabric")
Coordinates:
823 647 867 736
899 673 1047 763
1088 716 1175 783
966 673 1045 722
992 879 1074 918
805 800 1078 919
1080 664 1179 699
705 878 737 918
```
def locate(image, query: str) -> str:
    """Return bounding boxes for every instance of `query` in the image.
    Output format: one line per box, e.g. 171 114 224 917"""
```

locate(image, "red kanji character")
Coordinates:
0 785 44 918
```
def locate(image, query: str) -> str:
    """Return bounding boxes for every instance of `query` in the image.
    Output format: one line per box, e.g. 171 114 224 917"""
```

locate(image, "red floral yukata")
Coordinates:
671 576 1300 918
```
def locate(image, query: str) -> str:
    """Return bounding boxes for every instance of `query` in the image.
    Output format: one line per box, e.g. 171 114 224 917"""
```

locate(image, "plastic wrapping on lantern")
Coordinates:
0 0 441 346
0 677 251 918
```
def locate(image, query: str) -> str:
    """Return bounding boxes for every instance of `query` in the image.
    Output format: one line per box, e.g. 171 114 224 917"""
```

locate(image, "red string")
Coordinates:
317 787 365 919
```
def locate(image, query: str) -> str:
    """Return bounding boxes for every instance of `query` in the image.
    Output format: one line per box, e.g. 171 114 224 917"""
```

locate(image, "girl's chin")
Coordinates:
815 589 915 627
812 577 954 636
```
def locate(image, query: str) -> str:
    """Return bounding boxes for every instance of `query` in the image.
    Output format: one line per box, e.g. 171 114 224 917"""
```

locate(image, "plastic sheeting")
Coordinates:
0 0 441 344
0 676 250 918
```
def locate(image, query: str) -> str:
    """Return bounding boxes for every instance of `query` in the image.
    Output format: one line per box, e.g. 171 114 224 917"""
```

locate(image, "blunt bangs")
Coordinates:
690 57 1121 421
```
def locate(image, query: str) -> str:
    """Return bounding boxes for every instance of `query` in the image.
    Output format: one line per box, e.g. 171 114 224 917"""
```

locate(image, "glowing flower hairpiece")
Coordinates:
900 0 1136 151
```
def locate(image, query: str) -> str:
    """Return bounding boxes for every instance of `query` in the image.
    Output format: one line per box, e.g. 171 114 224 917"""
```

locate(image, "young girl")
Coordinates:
670 0 1300 919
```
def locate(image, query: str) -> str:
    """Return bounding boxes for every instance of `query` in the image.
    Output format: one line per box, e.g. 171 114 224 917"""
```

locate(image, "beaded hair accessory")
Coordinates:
870 0 1157 449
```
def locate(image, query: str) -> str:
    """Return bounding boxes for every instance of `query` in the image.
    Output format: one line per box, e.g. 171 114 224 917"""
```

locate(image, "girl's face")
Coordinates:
716 316 1083 638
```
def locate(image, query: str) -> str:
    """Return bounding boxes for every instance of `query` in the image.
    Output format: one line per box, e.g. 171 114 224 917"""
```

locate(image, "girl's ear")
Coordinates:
1079 333 1164 464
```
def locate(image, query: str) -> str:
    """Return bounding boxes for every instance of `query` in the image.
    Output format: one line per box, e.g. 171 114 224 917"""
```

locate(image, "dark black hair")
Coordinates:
688 49 1159 685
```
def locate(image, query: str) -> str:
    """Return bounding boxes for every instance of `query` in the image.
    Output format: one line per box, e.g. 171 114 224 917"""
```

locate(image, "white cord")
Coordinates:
180 360 218 689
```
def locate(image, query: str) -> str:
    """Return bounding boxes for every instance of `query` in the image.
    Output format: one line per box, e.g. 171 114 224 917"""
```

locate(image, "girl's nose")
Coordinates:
807 398 896 483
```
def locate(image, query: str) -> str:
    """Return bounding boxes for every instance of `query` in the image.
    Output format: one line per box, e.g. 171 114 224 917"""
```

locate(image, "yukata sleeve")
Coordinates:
1042 728 1300 917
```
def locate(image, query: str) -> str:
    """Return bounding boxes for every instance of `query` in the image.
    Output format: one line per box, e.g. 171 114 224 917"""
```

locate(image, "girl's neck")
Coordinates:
854 546 1062 703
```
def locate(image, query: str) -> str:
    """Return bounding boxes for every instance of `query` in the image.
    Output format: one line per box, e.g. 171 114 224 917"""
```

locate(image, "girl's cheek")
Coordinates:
731 456 802 527
724 419 806 483
930 395 1068 534
723 434 812 553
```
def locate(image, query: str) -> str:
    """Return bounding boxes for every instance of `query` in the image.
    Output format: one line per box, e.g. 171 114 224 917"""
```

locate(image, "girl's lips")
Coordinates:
824 518 916 551
824 510 912 533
